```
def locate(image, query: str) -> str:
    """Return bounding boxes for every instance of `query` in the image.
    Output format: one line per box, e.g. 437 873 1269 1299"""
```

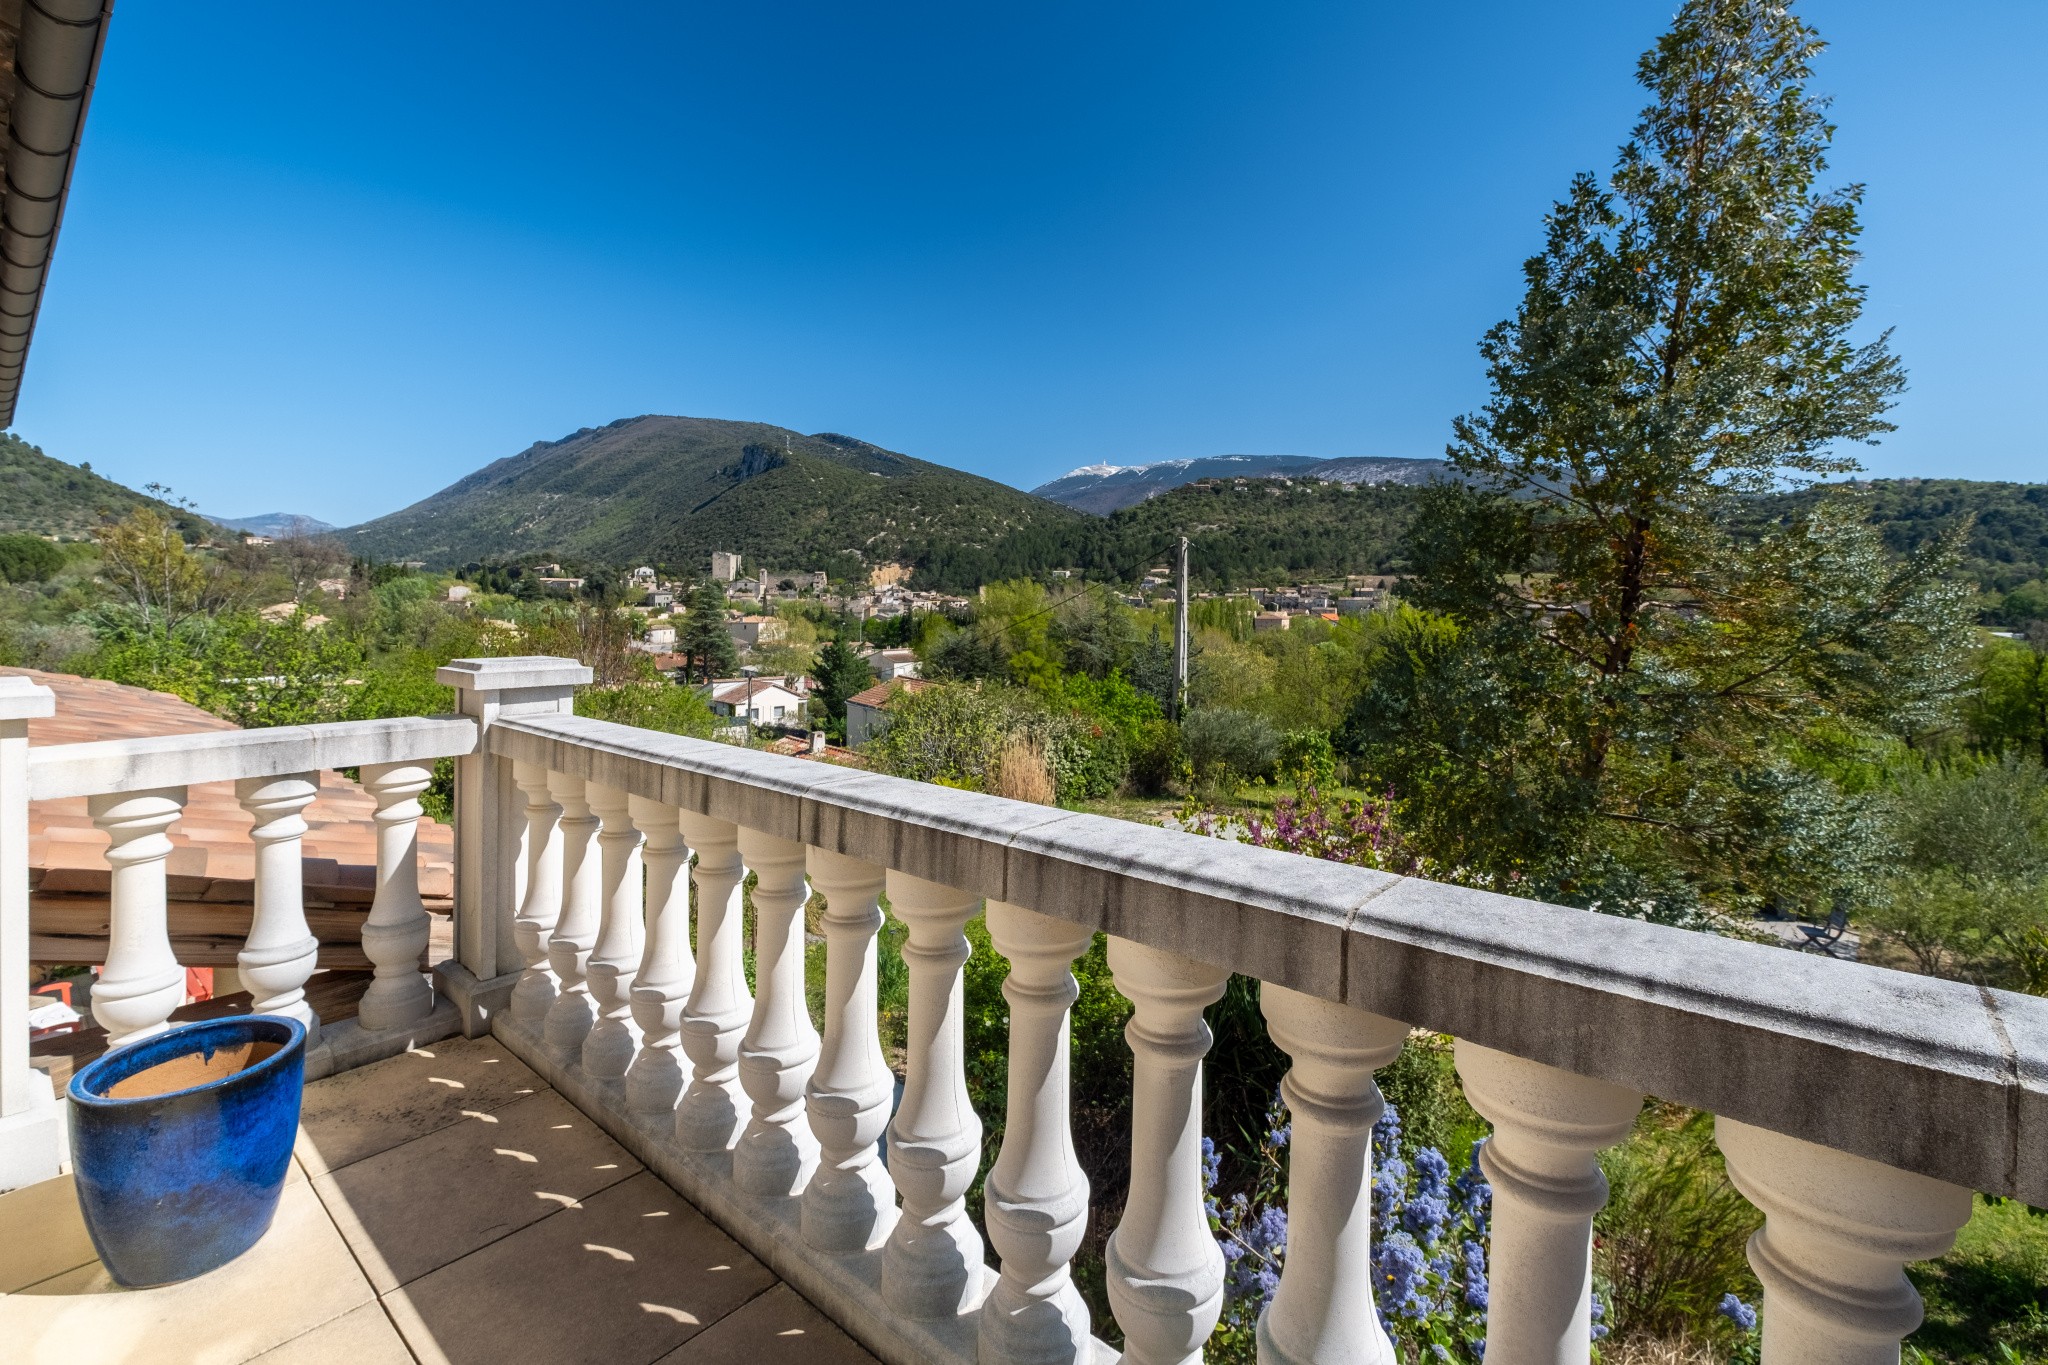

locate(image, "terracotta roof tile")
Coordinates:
846 677 935 709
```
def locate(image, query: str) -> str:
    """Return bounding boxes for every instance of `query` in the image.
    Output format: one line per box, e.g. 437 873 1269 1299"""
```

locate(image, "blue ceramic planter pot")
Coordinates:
68 1015 307 1287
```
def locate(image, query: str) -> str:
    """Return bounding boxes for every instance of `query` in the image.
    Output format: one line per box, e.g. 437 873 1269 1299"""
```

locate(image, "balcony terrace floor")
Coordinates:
0 1035 880 1365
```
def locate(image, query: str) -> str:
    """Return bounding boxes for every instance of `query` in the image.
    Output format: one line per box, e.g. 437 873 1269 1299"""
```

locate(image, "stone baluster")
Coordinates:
509 760 563 1025
236 774 323 1045
542 771 601 1058
1718 1118 1972 1365
676 812 752 1152
734 828 821 1196
624 794 693 1114
1454 1042 1642 1365
580 783 646 1080
88 787 189 1047
882 871 989 1320
981 900 1096 1365
1104 938 1231 1365
1257 984 1410 1365
355 762 436 1031
802 849 898 1253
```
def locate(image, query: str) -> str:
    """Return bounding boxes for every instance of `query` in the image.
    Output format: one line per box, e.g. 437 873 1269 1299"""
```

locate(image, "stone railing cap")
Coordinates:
0 675 57 720
436 656 593 691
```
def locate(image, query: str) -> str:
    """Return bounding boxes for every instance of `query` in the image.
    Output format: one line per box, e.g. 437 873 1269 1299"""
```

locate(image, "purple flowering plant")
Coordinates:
1179 787 1420 874
1204 1091 1494 1362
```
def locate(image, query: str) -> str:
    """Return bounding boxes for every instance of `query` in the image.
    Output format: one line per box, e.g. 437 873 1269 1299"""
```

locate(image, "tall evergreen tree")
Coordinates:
678 581 738 683
813 635 875 732
1348 0 1972 920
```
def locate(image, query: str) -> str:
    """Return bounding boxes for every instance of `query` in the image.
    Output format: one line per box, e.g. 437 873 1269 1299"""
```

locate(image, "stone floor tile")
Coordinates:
313 1089 642 1291
295 1036 544 1175
0 1179 377 1365
652 1283 879 1365
245 1302 416 1365
381 1171 774 1365
0 1173 98 1293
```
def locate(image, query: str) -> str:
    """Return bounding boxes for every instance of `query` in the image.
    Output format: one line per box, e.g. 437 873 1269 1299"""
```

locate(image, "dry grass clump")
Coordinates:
1601 1333 1718 1365
990 734 1056 804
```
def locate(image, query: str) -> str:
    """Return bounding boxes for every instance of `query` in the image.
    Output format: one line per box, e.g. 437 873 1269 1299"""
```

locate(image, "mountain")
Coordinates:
1033 456 1327 514
209 512 337 538
1296 456 1452 487
343 415 1084 578
1031 453 1448 514
0 433 213 539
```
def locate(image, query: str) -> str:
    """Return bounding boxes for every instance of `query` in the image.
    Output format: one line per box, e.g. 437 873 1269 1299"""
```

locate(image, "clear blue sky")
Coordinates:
12 1 2044 525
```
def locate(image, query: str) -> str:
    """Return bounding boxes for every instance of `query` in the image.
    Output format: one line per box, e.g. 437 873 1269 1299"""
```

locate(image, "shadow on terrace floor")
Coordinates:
0 1035 879 1365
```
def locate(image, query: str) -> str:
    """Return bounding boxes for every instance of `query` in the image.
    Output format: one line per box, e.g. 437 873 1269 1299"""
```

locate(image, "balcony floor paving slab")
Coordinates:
294 1035 544 1176
651 1282 877 1365
0 1035 877 1365
242 1302 414 1365
0 1178 378 1365
380 1170 778 1365
311 1087 643 1292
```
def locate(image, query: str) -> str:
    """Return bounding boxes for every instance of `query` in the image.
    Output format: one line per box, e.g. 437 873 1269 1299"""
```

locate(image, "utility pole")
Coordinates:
1173 534 1189 722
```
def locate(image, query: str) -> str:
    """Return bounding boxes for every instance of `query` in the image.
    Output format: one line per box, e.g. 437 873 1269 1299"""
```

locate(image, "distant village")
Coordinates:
430 550 1405 754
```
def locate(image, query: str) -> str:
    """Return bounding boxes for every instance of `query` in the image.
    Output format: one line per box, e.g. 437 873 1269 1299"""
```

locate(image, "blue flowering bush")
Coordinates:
1205 1092 1492 1362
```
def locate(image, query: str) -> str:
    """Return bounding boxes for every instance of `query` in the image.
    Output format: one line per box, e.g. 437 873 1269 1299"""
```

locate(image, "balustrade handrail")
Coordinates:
27 714 478 800
489 710 2048 1207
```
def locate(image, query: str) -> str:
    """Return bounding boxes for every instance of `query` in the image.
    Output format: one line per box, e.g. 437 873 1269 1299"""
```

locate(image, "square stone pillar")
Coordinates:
0 675 58 1191
433 657 590 1036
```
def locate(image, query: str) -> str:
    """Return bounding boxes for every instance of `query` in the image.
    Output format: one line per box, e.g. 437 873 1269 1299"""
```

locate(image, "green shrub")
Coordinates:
1181 707 1279 789
1125 718 1183 796
0 532 65 583
1278 728 1337 789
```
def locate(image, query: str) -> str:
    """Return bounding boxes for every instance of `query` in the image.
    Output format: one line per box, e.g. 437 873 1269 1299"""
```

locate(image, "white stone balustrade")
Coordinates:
801 848 897 1253
87 787 189 1047
624 793 693 1114
236 773 323 1044
4 701 477 1186
882 870 988 1321
1455 1041 1642 1365
355 761 436 1032
509 759 564 1025
1718 1119 1973 1365
1258 984 1410 1365
581 782 645 1080
8 657 2043 1365
734 827 820 1196
981 900 1096 1365
676 811 752 1153
1105 937 1230 1365
542 770 600 1058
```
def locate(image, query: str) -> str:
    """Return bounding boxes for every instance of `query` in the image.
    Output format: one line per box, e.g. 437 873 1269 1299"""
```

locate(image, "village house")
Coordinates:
631 620 677 653
867 648 920 681
725 614 787 650
845 676 934 746
701 675 809 728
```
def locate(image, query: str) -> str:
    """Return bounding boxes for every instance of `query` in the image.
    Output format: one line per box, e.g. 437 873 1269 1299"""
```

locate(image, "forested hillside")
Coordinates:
1766 479 2048 622
914 476 1423 590
0 434 208 539
344 415 1081 578
919 476 2048 622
